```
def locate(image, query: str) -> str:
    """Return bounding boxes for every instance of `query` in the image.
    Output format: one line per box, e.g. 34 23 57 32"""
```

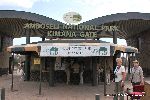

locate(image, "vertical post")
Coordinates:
9 57 12 74
127 53 130 74
113 31 117 73
25 36 30 81
95 94 100 100
128 54 131 74
104 57 107 96
113 51 121 72
26 36 30 43
92 57 97 86
90 57 93 86
113 53 117 72
113 31 117 44
49 57 55 86
42 37 45 41
11 53 14 91
126 53 130 80
39 58 42 95
0 88 5 100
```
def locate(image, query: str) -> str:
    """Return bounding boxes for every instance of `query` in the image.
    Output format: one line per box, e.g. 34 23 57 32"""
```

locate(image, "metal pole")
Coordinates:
128 54 131 74
104 57 107 96
39 58 42 95
11 53 14 91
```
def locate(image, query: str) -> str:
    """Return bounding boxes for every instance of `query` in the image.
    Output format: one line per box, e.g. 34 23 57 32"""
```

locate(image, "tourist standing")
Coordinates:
130 60 144 86
114 58 126 100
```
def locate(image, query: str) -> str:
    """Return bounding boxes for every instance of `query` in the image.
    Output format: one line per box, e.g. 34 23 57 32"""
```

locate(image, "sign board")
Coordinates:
39 43 110 57
23 23 119 38
63 12 82 24
34 58 41 64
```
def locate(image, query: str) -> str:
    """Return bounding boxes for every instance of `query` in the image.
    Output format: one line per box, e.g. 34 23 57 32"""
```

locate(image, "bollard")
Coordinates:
95 94 100 100
0 88 5 100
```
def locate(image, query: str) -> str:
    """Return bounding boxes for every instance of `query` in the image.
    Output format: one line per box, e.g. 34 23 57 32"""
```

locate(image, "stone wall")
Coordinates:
127 30 150 76
0 36 13 76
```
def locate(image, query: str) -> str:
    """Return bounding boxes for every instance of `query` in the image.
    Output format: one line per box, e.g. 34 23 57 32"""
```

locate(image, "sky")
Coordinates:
1 0 150 45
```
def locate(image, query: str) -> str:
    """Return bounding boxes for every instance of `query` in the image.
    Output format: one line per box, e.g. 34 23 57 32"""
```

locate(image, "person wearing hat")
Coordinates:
130 60 144 85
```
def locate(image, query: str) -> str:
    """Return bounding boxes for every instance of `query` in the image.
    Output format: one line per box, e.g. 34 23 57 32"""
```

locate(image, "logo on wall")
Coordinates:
92 47 108 56
49 47 58 55
63 12 82 24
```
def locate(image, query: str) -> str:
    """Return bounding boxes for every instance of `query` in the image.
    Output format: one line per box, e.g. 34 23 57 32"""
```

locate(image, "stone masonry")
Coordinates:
0 36 13 76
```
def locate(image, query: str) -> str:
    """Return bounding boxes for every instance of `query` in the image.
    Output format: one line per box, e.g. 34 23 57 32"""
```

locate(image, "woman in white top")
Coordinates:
114 58 126 100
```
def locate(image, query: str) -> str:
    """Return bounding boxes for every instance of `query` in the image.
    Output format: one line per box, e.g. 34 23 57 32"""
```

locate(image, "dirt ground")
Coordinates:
0 74 142 100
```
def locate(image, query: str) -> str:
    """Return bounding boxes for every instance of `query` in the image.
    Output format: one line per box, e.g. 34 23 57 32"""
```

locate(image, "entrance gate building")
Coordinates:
1 10 150 77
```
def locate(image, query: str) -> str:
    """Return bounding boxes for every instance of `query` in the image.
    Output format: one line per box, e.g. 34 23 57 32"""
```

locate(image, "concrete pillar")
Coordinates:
49 57 55 86
92 57 97 86
0 36 13 76
24 36 30 81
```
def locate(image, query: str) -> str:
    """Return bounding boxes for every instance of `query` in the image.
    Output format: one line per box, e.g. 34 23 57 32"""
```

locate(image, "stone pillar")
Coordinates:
24 36 30 81
49 57 56 86
92 57 97 86
127 30 150 76
0 36 13 76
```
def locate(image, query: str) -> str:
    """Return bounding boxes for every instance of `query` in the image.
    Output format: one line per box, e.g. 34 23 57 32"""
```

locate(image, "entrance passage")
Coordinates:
44 57 98 85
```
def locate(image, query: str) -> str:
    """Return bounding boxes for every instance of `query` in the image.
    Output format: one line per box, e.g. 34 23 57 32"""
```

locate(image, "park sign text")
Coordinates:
38 43 110 57
24 23 119 38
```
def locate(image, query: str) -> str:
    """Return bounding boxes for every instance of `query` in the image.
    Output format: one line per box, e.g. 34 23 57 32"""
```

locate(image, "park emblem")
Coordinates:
63 12 82 24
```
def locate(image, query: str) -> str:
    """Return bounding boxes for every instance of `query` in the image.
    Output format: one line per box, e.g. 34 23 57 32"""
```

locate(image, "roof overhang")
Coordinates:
7 40 138 57
1 11 150 39
0 10 63 37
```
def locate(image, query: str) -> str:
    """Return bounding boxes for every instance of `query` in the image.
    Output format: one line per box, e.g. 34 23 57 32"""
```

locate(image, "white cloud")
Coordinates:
0 0 51 9
74 0 150 22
